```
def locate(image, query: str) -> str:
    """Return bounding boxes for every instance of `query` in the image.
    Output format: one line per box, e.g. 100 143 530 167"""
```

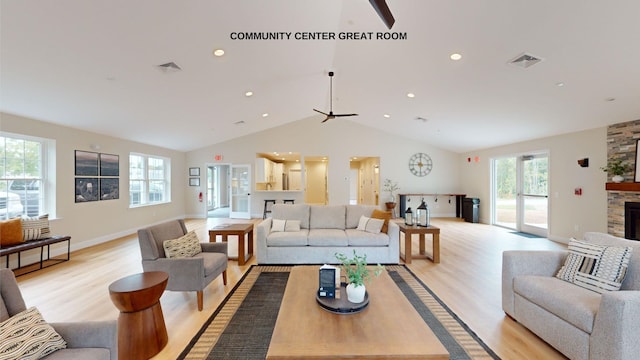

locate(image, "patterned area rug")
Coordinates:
178 265 500 360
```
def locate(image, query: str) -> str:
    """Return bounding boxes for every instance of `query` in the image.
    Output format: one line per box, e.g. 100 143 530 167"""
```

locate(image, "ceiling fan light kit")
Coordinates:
314 71 358 123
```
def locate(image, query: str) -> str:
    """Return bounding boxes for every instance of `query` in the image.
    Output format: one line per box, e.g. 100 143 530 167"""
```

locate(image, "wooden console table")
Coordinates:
109 271 169 360
397 223 441 264
398 193 466 218
209 223 254 265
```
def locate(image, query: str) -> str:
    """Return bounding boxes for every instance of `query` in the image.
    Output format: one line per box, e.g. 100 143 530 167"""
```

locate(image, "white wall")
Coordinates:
1 112 187 253
186 116 462 218
459 127 608 242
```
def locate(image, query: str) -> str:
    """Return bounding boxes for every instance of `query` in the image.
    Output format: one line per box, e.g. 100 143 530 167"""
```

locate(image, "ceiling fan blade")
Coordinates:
334 113 358 117
321 117 332 123
369 0 395 29
313 109 329 116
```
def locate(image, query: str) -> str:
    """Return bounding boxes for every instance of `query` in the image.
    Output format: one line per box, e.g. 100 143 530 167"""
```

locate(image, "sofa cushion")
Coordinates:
346 205 375 229
271 204 310 229
356 216 384 234
0 306 67 359
0 218 23 247
556 239 632 294
371 209 392 234
21 214 50 241
163 231 202 258
266 231 309 246
308 229 348 246
346 229 390 246
310 205 346 230
584 232 640 291
514 275 600 334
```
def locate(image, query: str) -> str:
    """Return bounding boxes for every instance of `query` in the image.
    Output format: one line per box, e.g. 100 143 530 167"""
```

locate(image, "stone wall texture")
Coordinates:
607 119 640 237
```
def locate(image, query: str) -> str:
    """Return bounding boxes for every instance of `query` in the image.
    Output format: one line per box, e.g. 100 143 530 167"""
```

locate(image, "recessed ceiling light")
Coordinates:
407 93 415 98
556 82 565 87
245 91 253 97
383 114 391 118
262 113 269 117
213 49 225 57
450 53 462 61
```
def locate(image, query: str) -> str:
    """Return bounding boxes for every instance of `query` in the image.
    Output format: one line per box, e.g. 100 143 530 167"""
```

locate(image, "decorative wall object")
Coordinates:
75 150 99 176
189 178 200 186
75 178 99 202
100 153 119 176
100 178 120 200
189 167 200 176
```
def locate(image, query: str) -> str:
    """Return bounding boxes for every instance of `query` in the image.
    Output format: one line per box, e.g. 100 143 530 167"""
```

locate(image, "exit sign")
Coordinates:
214 154 223 161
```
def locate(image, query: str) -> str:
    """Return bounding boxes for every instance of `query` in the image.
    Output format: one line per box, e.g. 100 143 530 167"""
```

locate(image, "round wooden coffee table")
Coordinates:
109 271 169 360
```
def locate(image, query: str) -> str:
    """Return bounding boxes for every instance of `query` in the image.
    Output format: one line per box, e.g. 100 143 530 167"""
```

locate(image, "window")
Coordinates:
129 153 170 206
0 133 50 219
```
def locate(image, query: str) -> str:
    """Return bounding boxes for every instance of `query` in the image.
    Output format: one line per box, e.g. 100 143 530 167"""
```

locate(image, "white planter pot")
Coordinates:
346 283 366 303
612 175 624 183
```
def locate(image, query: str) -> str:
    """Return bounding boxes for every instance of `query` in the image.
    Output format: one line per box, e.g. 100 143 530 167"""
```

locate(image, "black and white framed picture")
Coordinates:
189 167 200 176
189 178 200 186
100 153 119 176
75 178 99 202
75 150 99 176
100 178 119 200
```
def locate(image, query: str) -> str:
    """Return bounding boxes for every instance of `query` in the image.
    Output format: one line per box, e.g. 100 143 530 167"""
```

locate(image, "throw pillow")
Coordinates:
371 209 392 234
0 306 67 359
0 218 24 247
356 215 385 234
271 219 286 232
163 231 202 258
556 238 633 294
21 214 51 241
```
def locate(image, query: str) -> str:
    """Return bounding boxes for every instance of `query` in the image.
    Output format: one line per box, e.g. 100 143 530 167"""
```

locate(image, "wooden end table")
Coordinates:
108 271 169 360
397 223 441 264
208 223 254 265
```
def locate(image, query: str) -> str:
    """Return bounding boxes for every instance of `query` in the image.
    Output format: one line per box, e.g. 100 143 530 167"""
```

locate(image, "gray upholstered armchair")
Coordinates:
0 268 117 360
137 219 228 311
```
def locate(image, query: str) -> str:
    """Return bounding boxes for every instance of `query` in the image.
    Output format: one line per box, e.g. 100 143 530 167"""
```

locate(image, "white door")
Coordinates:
230 164 251 219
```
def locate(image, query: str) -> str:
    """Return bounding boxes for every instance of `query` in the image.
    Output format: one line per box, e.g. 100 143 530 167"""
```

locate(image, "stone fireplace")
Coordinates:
626 202 640 240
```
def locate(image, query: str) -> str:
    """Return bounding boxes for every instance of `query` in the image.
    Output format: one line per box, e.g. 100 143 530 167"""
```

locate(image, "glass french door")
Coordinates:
229 164 251 219
493 153 548 237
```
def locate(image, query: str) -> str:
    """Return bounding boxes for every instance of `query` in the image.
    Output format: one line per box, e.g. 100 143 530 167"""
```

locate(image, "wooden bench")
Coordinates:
0 236 71 276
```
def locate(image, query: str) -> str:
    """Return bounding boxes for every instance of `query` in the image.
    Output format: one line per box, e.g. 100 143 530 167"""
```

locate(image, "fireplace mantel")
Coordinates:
606 182 640 192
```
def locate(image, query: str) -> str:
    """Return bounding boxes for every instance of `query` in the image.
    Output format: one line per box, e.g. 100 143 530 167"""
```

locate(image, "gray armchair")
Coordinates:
137 219 228 311
0 268 117 360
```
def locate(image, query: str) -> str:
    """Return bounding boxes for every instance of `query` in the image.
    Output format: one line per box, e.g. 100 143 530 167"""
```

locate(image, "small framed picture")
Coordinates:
189 167 200 176
75 150 99 176
189 178 200 186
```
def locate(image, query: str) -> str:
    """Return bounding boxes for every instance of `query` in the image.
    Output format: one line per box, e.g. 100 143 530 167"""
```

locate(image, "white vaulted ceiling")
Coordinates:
2 0 639 152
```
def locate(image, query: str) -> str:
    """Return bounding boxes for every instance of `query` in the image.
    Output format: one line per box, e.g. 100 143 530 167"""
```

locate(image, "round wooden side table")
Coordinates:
109 271 169 360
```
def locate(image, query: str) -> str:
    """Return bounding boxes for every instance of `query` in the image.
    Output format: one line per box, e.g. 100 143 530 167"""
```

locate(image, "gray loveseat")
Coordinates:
256 204 399 264
0 268 117 360
502 232 640 360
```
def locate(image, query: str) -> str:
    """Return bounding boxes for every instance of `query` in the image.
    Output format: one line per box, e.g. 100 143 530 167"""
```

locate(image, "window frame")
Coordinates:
129 152 171 207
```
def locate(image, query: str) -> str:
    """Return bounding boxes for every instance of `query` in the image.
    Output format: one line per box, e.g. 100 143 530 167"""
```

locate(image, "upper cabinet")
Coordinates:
255 152 301 191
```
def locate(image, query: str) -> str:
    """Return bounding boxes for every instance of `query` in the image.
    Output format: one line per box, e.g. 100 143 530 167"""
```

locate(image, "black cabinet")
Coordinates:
463 198 480 223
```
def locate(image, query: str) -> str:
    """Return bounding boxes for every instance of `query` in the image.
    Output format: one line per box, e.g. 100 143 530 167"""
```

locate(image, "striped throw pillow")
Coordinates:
21 214 50 241
556 238 633 294
163 231 202 258
0 306 67 359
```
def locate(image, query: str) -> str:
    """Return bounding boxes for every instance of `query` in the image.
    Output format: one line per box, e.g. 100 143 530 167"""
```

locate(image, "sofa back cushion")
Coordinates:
346 205 376 229
310 205 346 229
584 232 640 290
271 204 310 229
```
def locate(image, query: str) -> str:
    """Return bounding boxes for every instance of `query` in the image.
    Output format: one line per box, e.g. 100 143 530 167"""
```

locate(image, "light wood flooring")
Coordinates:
14 217 568 359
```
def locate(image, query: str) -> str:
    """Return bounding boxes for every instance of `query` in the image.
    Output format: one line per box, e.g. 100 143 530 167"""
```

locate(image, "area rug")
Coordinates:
178 265 500 360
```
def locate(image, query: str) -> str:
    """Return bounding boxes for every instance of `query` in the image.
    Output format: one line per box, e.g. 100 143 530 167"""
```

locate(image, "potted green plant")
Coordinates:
601 159 631 183
335 250 384 303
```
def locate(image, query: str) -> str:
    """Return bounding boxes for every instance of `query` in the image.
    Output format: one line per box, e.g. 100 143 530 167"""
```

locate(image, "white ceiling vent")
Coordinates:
157 62 182 73
508 53 543 69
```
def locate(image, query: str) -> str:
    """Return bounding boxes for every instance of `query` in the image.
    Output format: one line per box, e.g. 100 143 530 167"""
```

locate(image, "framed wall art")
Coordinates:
189 167 200 176
75 150 99 176
100 153 119 176
100 178 120 200
75 178 99 202
189 178 200 186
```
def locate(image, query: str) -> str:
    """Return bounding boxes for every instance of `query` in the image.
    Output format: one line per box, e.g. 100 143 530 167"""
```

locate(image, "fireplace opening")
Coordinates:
625 202 640 240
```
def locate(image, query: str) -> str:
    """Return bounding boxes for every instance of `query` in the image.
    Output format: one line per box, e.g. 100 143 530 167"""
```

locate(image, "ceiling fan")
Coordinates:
369 0 395 29
313 71 358 123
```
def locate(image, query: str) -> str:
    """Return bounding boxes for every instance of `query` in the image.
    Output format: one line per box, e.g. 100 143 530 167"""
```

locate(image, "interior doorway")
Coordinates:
304 157 328 205
492 153 549 237
207 164 230 218
349 157 380 205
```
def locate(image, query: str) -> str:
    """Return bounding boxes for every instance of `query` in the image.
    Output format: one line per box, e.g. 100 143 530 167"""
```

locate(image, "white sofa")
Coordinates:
256 204 399 264
502 232 640 360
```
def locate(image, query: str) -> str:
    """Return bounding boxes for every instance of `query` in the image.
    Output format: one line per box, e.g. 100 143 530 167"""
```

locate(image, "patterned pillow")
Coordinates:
21 214 51 241
556 238 633 294
0 306 67 359
356 216 384 234
163 231 202 258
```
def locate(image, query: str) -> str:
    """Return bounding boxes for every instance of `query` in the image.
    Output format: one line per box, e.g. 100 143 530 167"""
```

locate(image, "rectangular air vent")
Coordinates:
508 53 543 68
157 62 182 73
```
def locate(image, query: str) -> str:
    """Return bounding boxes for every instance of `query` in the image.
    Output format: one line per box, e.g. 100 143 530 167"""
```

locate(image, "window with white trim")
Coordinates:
129 153 171 206
0 133 51 219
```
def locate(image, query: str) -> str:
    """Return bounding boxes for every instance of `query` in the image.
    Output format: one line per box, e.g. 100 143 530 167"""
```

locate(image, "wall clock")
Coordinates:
409 153 433 177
